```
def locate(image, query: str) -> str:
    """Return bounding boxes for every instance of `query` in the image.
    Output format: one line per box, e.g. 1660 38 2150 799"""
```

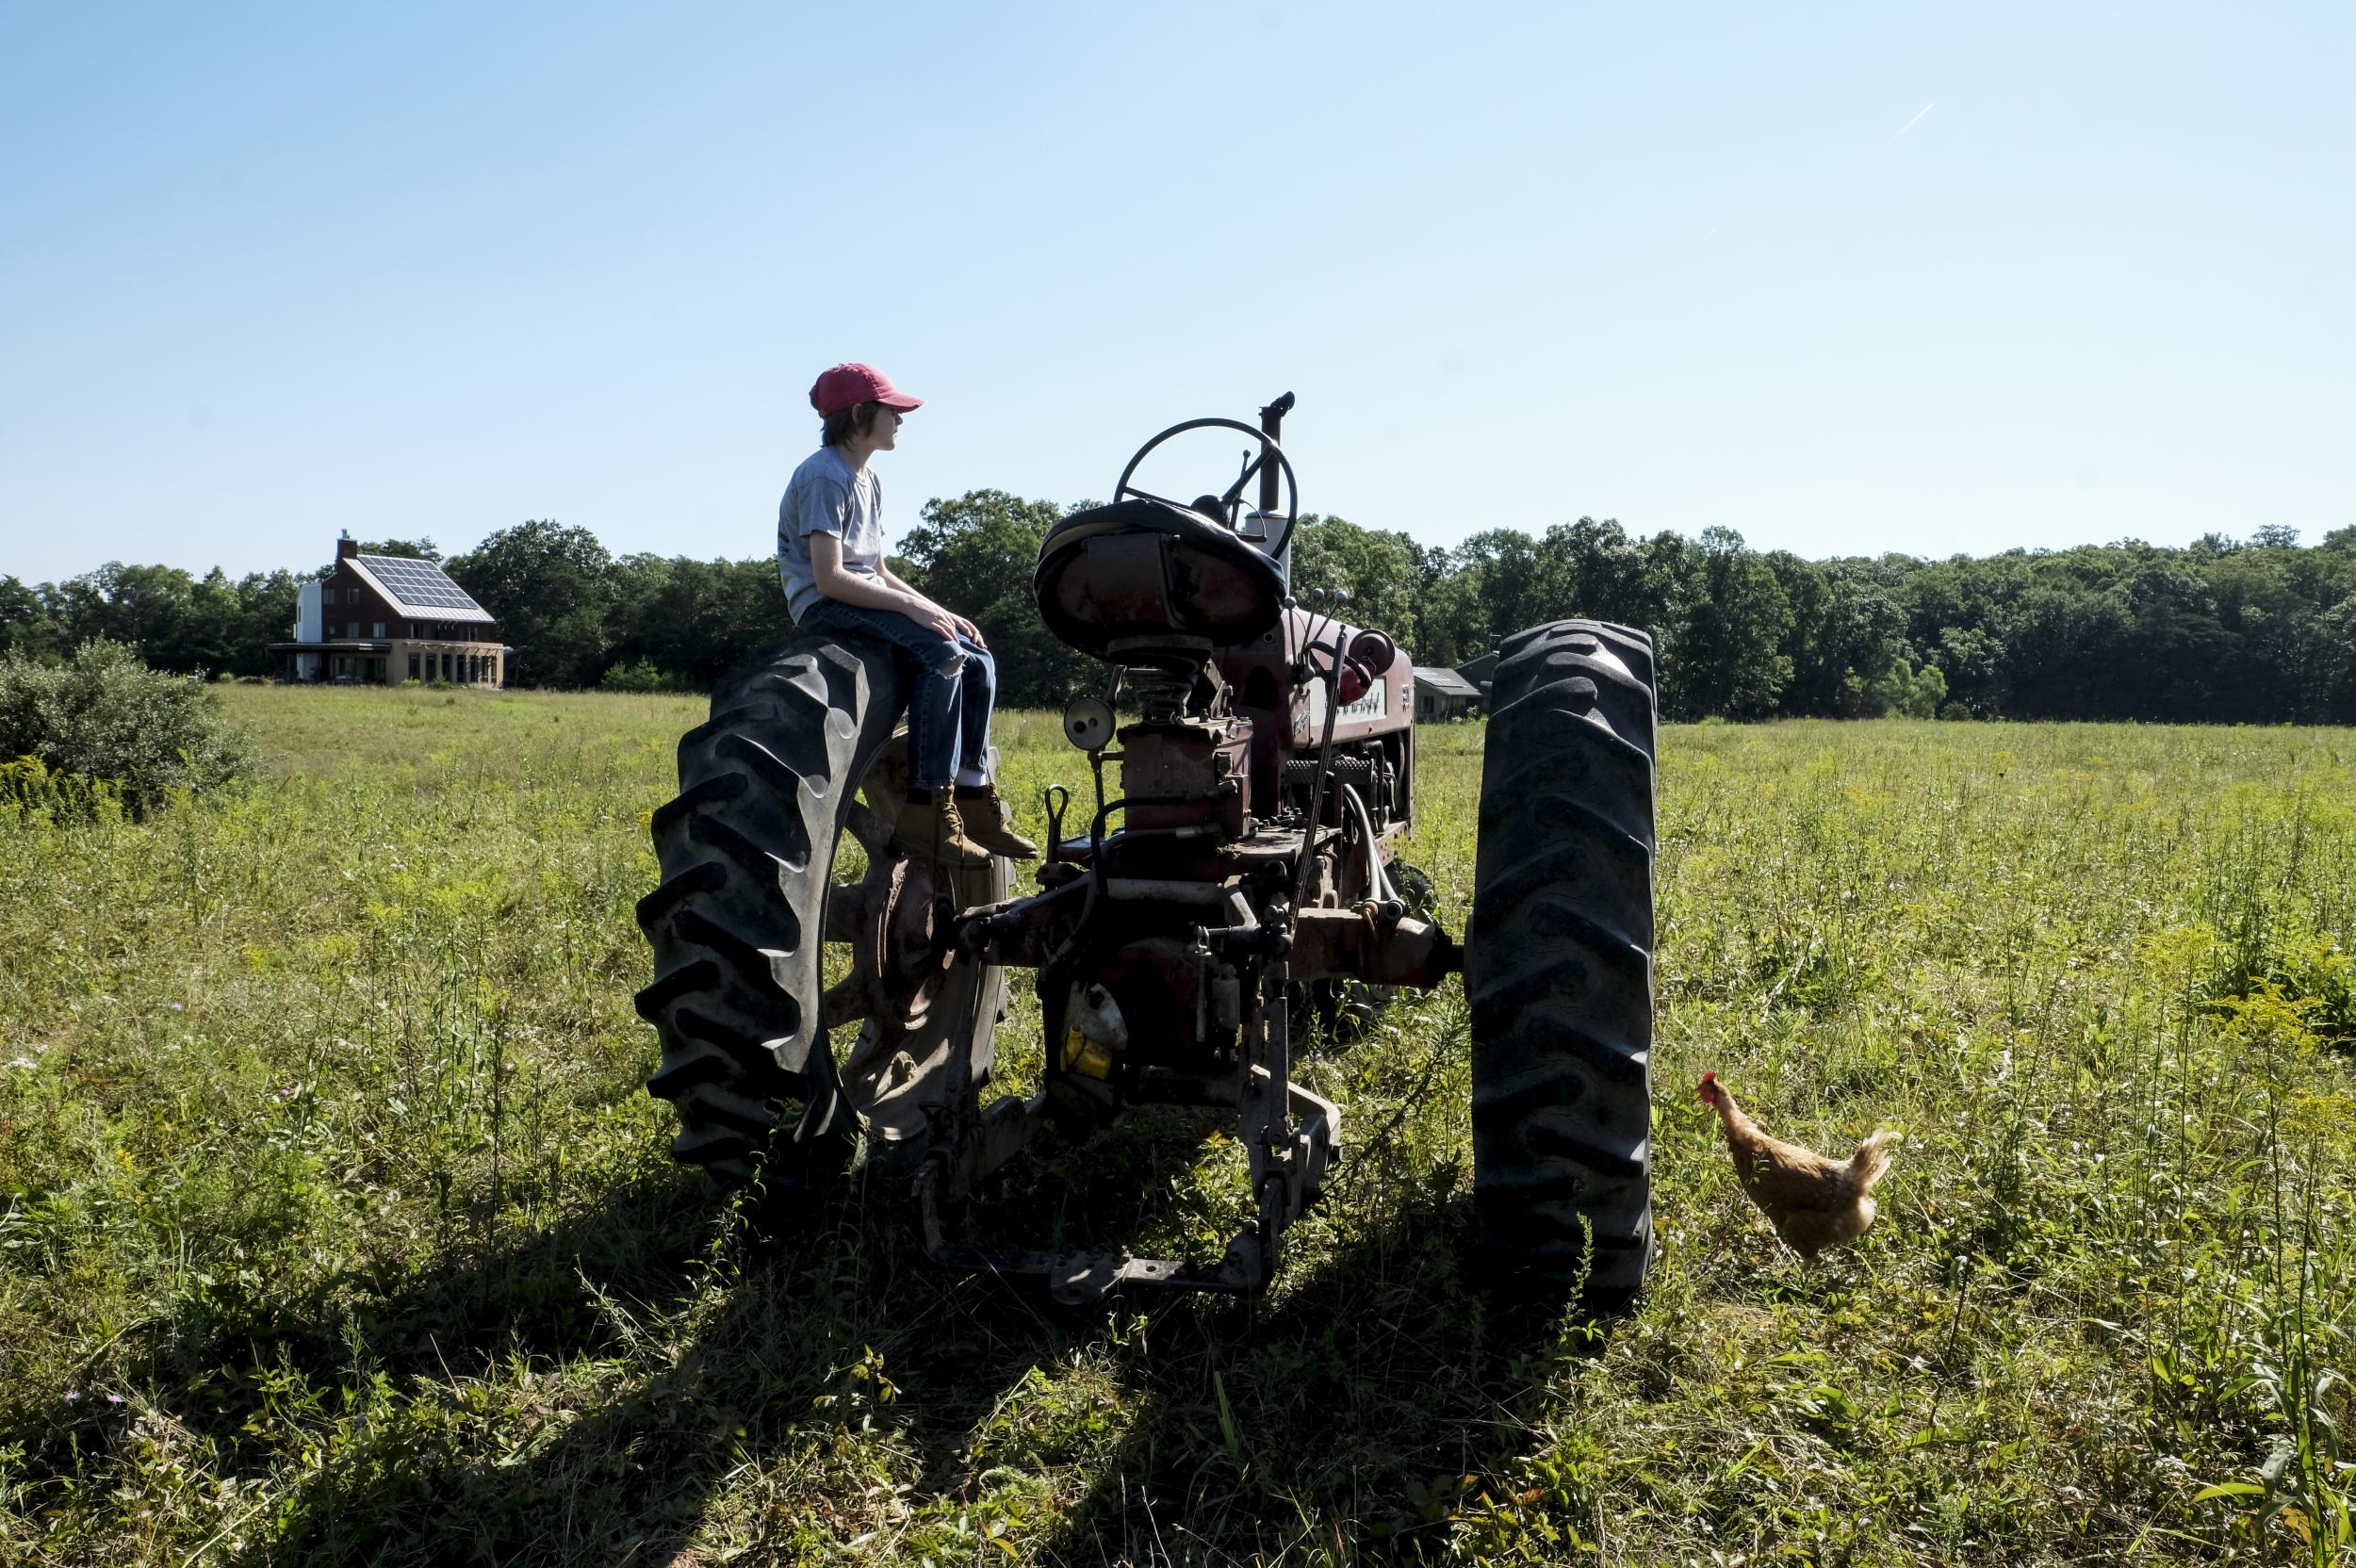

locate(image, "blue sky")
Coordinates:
3 2 2349 584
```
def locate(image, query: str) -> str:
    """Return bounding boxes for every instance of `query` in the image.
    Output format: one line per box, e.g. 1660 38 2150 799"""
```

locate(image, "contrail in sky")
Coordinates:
1889 102 1936 144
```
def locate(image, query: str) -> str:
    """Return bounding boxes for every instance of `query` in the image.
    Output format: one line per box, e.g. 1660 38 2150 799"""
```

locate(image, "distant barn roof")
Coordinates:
350 555 495 624
1413 667 1482 699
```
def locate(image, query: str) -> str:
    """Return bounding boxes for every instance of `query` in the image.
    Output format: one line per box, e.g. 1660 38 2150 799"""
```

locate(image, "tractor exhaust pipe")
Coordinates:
1257 391 1293 516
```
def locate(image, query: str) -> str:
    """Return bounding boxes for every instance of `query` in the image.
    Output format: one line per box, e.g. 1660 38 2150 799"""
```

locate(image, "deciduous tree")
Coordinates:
446 521 614 688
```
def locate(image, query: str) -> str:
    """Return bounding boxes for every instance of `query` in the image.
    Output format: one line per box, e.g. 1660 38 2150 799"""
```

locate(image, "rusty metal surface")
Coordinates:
1288 908 1461 988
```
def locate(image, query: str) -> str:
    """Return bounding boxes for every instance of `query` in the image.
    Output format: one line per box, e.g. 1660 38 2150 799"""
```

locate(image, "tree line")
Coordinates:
5 499 2353 722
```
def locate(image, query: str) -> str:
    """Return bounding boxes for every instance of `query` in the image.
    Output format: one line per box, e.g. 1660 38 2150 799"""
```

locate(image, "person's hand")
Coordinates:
953 614 987 647
909 601 959 645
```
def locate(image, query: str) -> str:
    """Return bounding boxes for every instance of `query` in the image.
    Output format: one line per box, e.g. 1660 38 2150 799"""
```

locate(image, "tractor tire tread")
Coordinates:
637 631 1008 1197
638 635 885 1188
1468 617 1658 1303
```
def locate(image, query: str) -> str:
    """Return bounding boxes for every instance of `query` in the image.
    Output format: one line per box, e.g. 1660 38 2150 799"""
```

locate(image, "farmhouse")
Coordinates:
1454 650 1498 697
270 532 509 686
1413 665 1484 720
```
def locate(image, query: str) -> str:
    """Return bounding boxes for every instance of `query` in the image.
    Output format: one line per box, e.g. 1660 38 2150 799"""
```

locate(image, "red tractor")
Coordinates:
637 396 1660 1305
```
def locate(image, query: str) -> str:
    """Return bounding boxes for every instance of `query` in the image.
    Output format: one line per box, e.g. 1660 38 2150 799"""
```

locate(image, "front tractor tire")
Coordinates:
1467 619 1659 1307
635 634 1006 1197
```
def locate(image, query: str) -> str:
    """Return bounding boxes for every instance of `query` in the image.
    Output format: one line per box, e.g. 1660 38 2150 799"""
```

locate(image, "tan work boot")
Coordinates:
955 784 1039 858
891 792 991 868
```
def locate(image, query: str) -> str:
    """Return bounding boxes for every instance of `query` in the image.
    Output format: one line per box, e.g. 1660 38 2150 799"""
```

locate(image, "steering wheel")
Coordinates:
1112 416 1301 561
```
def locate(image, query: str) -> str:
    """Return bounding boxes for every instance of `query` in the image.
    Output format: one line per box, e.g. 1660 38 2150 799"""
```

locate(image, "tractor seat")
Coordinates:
1033 498 1286 662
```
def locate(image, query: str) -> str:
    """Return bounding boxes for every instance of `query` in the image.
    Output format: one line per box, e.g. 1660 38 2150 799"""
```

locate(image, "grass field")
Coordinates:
4 685 2353 1565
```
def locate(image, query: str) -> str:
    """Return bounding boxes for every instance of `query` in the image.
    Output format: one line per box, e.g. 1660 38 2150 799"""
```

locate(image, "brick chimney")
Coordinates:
336 530 359 559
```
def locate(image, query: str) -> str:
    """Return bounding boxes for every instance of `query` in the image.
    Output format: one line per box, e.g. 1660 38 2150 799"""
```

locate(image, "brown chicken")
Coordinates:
1696 1070 1898 1260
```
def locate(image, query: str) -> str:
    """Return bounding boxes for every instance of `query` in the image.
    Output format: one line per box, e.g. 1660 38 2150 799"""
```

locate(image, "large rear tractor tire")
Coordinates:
635 634 1007 1199
1466 619 1658 1307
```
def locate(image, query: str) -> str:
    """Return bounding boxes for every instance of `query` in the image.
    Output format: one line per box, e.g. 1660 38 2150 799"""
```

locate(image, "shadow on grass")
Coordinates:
0 1168 713 1527
1032 1190 1601 1565
47 1111 1600 1564
239 1109 1264 1564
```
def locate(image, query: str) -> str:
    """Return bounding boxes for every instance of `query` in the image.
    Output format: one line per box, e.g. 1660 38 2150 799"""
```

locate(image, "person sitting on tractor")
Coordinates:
778 362 1037 867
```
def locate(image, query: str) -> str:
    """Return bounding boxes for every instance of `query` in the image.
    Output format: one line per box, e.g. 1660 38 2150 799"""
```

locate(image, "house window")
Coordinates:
372 622 384 639
407 653 419 680
346 621 359 639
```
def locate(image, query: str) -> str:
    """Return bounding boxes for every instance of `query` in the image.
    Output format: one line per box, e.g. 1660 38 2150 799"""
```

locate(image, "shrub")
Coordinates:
0 639 253 813
598 658 686 694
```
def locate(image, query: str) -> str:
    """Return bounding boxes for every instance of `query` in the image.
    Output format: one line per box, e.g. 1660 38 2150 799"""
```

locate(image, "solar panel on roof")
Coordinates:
357 555 486 613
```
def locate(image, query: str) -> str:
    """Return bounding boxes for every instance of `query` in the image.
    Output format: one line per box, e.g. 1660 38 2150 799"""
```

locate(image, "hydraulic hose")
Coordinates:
1335 781 1398 906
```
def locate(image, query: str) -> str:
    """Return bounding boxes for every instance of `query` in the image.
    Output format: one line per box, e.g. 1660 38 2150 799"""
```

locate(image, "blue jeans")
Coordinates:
801 600 995 791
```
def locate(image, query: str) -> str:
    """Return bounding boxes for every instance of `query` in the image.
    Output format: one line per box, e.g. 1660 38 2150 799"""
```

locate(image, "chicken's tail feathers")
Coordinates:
1849 1129 1901 1191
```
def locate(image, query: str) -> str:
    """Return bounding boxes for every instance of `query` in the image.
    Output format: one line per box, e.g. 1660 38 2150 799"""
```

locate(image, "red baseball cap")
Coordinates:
809 363 923 417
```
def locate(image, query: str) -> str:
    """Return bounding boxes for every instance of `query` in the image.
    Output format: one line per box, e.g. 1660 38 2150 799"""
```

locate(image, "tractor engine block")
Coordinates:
1120 717 1252 837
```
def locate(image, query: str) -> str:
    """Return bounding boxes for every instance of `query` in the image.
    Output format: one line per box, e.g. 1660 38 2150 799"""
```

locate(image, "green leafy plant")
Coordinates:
596 658 685 694
0 639 251 815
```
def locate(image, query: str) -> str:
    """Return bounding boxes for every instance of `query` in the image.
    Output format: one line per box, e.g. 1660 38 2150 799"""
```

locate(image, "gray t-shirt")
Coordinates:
777 446 886 620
